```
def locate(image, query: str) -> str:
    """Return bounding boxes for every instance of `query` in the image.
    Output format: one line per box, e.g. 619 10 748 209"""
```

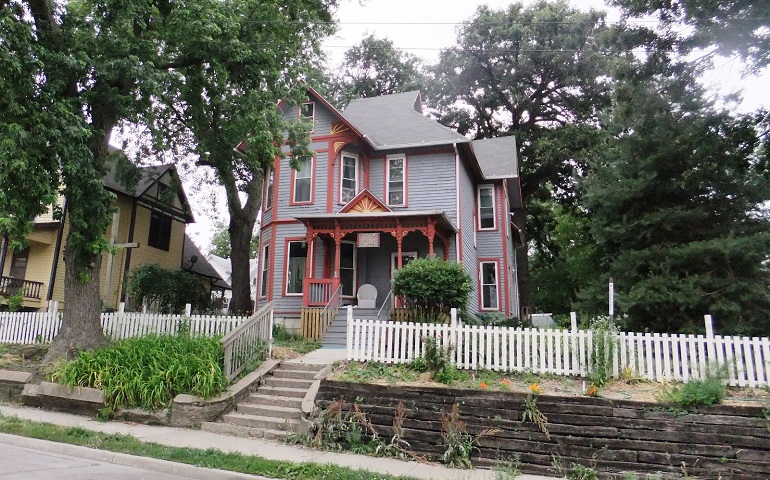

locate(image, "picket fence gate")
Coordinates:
0 311 245 344
347 310 770 388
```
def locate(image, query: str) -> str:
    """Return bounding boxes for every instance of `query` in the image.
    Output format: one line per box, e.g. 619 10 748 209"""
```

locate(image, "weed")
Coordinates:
272 324 321 354
551 454 599 480
521 384 550 440
588 317 619 387
440 403 499 468
658 365 728 410
423 336 450 372
762 406 770 432
434 364 467 385
494 454 522 479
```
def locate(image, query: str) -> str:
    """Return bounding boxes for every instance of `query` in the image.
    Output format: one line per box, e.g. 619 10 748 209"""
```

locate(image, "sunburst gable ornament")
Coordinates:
349 197 386 213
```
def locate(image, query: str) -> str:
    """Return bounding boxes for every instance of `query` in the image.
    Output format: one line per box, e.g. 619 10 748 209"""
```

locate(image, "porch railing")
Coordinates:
304 278 340 306
301 283 342 341
220 301 273 380
0 276 43 300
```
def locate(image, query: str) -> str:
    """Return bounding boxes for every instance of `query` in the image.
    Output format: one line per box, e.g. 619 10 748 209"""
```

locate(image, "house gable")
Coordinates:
338 189 391 214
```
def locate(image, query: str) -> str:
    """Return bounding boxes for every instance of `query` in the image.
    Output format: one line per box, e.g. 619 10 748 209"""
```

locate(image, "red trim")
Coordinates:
282 237 307 297
305 86 367 139
384 154 408 208
476 184 497 231
500 184 510 315
327 143 335 213
339 188 392 213
478 258 501 312
289 156 315 206
273 158 281 223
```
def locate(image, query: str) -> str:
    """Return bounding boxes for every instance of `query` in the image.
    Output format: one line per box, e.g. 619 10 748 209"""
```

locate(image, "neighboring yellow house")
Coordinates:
0 155 195 311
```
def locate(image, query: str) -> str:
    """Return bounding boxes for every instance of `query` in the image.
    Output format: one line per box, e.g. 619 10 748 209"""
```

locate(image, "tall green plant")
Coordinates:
392 257 472 322
589 317 619 386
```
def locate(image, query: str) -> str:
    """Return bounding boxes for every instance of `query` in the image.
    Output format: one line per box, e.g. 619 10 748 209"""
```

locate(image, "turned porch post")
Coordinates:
427 218 436 256
333 221 342 278
305 225 314 280
396 220 404 268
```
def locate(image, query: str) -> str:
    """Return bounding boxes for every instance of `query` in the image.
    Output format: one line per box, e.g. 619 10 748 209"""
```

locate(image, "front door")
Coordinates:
340 241 357 298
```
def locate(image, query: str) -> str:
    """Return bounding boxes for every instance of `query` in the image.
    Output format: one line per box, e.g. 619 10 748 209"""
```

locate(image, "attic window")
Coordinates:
148 211 172 251
477 185 496 230
300 102 315 130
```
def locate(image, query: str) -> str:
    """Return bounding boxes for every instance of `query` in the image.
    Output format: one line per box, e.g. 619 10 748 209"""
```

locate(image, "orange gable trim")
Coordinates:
339 189 392 214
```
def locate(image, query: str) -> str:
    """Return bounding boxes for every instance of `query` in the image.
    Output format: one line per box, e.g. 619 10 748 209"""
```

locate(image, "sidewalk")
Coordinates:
0 404 558 480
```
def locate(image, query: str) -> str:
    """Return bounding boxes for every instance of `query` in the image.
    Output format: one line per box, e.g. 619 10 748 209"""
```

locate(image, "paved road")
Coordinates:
0 442 203 480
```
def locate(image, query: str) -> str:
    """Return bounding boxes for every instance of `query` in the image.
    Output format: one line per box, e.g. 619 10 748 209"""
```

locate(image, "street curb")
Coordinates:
0 432 271 480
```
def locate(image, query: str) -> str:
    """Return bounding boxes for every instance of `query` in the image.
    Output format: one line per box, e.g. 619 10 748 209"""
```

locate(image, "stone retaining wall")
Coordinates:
317 380 770 479
0 371 31 404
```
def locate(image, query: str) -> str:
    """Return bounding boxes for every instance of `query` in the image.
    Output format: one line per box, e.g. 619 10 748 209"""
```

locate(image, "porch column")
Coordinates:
427 218 436 256
305 226 314 280
396 220 403 269
442 236 450 261
333 221 342 278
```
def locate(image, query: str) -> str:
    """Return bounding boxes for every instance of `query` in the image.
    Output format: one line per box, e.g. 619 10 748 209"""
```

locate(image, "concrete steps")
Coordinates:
202 361 327 440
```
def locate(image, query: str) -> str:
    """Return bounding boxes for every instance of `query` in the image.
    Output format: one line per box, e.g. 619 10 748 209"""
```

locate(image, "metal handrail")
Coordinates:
377 289 393 319
321 284 343 326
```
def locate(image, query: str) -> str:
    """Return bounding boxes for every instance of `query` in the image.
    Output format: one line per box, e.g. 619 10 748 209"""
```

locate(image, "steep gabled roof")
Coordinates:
183 235 228 289
471 136 519 180
342 91 468 150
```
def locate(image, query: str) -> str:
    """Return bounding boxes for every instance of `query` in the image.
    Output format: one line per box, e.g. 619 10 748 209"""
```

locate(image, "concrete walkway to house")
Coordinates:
0 349 559 480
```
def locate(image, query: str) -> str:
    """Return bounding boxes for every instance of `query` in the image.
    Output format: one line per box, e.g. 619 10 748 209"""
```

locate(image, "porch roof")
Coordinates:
293 210 457 233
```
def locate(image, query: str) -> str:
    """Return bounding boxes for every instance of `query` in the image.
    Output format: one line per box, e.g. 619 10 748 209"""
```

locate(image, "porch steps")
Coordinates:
201 361 326 440
321 307 381 348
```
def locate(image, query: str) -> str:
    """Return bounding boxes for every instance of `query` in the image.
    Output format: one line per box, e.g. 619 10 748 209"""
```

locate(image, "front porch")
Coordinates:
294 202 456 340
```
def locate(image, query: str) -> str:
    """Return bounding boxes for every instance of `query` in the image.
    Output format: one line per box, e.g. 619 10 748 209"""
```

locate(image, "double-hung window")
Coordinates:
286 241 307 295
259 244 270 298
293 157 312 203
148 211 172 251
300 102 315 131
386 155 406 207
477 185 496 230
480 261 499 310
340 153 358 203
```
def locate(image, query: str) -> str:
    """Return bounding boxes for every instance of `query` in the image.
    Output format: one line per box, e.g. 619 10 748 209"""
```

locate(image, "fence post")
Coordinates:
142 303 148 314
346 305 354 359
704 314 716 366
118 302 125 314
268 309 274 358
570 312 579 374
185 303 192 316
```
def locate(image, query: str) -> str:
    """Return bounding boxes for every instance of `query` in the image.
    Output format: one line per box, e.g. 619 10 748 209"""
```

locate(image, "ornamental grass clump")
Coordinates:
50 333 228 411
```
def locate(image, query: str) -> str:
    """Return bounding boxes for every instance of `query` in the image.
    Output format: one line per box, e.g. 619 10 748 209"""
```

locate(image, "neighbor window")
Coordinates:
293 157 312 203
478 185 496 229
148 211 172 250
300 102 315 130
259 244 270 298
264 167 274 210
340 153 358 203
480 261 499 310
286 241 307 295
386 155 406 206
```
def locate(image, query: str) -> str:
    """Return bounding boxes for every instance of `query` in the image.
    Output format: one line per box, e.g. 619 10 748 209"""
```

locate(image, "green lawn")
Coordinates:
0 413 420 480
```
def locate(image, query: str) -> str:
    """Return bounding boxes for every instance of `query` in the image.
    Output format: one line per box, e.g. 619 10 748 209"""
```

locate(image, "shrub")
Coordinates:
392 257 472 321
127 264 209 314
50 333 228 410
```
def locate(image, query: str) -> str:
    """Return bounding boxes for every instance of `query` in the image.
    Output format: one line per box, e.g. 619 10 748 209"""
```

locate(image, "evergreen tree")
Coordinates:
582 69 770 334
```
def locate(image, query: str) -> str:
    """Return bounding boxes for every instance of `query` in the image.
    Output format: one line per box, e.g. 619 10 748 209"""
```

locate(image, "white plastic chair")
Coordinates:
357 284 378 308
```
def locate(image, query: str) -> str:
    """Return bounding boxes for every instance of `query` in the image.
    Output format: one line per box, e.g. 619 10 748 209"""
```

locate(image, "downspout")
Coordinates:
119 198 138 302
46 198 68 301
453 143 461 263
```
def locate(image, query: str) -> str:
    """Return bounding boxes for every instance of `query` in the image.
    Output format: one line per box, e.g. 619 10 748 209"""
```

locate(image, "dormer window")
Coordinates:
386 155 406 207
300 102 315 130
340 153 359 203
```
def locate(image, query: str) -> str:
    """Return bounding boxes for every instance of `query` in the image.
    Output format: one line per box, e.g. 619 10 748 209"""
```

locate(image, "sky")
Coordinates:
185 0 770 251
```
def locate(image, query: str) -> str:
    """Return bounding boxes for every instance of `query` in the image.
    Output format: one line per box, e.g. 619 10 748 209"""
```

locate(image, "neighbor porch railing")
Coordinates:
301 283 342 340
0 276 43 300
220 301 274 380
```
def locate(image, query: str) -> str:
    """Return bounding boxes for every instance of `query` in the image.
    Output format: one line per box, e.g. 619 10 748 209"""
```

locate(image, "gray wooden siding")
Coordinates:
368 156 385 202
280 100 336 137
402 152 457 222
257 226 272 299
476 181 507 313
274 146 329 217
271 222 307 315
458 157 479 314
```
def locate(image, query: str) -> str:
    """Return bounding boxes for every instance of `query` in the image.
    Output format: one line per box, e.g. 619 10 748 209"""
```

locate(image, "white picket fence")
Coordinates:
347 310 770 388
0 311 246 344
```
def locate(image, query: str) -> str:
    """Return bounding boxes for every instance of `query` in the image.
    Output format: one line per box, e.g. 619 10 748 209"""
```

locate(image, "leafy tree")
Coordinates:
326 35 426 109
127 264 209 314
582 68 770 335
429 1 614 309
392 257 472 321
612 0 770 71
150 0 334 316
1 0 336 360
208 221 259 259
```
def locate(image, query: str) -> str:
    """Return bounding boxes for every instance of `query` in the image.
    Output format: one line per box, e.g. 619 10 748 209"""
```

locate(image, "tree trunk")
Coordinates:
43 233 108 362
228 218 255 315
512 208 531 318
